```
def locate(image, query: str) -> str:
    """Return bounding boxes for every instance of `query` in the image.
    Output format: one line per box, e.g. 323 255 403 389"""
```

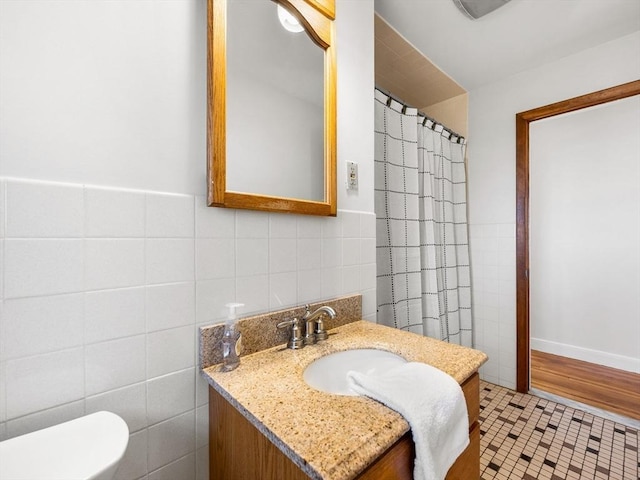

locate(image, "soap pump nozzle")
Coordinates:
221 302 244 372
225 302 243 324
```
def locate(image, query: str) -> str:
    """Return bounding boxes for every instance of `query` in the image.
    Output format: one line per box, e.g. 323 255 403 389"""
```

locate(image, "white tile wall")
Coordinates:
0 177 377 478
5 348 85 418
5 180 84 238
85 382 147 433
4 239 84 298
85 188 145 238
147 327 194 379
469 222 517 389
85 239 145 290
147 410 195 472
2 294 84 359
85 335 146 396
84 288 145 344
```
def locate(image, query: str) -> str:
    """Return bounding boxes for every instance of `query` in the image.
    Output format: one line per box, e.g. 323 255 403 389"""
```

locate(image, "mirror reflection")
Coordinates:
226 0 325 202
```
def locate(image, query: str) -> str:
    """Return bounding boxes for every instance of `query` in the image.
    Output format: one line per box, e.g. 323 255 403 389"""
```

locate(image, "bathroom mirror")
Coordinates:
207 0 337 216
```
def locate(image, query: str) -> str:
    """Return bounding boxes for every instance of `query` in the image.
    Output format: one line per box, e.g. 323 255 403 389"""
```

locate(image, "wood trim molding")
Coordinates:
515 79 640 393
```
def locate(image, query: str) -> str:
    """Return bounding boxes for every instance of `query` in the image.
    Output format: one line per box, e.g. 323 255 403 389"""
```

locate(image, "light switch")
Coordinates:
346 162 358 190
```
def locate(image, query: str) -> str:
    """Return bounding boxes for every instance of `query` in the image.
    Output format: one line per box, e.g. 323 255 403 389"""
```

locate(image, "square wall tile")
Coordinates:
360 263 376 291
195 371 209 408
269 238 297 273
235 275 268 315
2 294 84 360
236 239 268 277
146 238 194 285
146 193 194 238
362 288 377 318
85 335 146 396
297 239 321 271
86 382 147 433
360 213 376 239
269 213 297 239
360 238 376 265
147 410 195 471
114 430 148 480
321 267 342 299
195 278 235 324
147 368 195 425
269 272 297 310
5 347 84 419
85 187 145 238
342 238 361 266
321 238 341 268
342 265 360 295
321 215 341 239
196 446 209 480
0 240 3 299
146 283 195 332
0 357 6 424
236 210 268 238
296 216 322 239
195 196 235 239
5 180 83 238
148 453 195 480
195 404 208 449
0 179 6 238
147 326 195 379
297 269 322 305
85 239 145 291
85 287 146 344
4 239 83 298
341 211 360 238
5 400 85 439
195 239 235 280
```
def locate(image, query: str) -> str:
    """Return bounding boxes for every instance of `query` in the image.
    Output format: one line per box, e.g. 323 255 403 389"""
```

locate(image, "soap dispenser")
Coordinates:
222 303 244 372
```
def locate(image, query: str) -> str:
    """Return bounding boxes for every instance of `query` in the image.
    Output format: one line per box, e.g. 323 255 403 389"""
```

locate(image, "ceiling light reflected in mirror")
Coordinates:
277 5 304 33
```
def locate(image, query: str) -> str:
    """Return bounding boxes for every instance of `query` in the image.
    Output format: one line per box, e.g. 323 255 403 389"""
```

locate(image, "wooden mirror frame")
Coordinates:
207 0 337 216
515 79 640 393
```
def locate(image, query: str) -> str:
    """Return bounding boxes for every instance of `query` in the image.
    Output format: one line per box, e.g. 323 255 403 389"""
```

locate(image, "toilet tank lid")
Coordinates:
0 411 129 480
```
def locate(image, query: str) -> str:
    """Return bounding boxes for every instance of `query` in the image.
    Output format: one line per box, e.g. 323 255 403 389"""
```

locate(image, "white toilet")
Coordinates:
0 411 129 480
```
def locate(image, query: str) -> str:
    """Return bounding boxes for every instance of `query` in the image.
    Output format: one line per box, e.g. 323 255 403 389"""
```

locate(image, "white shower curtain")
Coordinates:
375 90 473 347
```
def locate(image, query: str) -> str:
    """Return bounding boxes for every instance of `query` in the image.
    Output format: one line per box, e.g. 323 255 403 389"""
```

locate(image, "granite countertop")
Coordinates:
201 320 488 480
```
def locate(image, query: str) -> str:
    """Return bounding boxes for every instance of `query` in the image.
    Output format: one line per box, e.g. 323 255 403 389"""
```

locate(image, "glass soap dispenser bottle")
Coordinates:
221 302 244 372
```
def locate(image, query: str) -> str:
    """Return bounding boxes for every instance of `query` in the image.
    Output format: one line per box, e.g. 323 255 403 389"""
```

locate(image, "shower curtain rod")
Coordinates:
375 86 466 143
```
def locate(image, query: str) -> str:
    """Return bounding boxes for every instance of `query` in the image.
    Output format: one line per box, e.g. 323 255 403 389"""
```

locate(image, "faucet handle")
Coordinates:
315 318 328 341
276 318 304 349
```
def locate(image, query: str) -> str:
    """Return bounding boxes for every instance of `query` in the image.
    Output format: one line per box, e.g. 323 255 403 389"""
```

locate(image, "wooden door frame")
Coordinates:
515 79 640 393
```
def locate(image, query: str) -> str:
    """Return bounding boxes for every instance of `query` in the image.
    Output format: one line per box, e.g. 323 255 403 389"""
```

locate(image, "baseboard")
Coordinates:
530 338 639 373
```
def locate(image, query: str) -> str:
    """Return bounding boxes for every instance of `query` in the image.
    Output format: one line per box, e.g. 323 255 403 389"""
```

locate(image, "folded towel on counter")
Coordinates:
347 362 469 480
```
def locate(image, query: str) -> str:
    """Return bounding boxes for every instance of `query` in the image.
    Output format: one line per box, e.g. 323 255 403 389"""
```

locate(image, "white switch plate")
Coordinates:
346 162 358 190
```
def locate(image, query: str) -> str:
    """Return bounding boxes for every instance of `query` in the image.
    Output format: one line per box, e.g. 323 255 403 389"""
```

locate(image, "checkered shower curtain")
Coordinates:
375 90 473 347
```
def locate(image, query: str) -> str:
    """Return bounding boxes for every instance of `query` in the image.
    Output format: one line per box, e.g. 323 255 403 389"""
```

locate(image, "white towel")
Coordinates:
347 362 469 480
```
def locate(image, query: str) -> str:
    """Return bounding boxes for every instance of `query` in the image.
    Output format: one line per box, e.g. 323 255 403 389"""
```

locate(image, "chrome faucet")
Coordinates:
301 304 336 345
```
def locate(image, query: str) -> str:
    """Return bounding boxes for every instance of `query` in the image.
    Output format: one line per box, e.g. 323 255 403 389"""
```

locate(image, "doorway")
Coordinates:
515 80 640 419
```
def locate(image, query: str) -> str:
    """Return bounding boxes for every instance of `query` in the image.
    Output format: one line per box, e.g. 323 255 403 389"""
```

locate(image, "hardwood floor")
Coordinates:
531 350 640 420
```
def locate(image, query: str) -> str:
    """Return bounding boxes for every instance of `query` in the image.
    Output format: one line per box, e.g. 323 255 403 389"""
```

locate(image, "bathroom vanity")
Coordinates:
201 312 487 480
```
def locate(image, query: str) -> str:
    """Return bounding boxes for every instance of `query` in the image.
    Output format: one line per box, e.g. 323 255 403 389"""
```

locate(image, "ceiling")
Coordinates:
374 0 640 92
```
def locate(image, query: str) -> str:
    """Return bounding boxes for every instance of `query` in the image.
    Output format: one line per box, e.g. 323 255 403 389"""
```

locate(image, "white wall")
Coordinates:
227 69 324 201
467 31 640 389
0 1 375 479
529 96 640 373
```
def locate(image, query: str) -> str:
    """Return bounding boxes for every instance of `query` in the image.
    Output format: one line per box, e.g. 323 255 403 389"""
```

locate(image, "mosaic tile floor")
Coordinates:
479 381 639 480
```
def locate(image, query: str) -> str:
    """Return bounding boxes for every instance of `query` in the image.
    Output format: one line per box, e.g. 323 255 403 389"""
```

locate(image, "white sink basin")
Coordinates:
303 348 406 396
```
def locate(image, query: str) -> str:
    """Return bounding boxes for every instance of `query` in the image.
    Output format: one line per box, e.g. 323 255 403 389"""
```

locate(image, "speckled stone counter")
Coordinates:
201 320 488 480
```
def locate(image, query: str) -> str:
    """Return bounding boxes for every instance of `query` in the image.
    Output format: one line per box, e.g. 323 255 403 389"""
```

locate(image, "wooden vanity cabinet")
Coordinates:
356 372 480 480
209 371 480 480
